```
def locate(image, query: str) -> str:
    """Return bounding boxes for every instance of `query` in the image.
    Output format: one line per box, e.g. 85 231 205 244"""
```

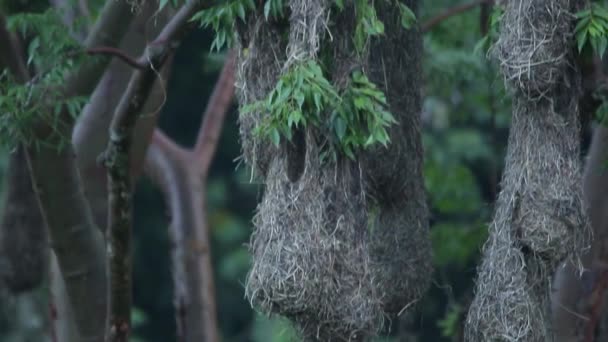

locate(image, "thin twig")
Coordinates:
87 47 145 69
422 0 491 33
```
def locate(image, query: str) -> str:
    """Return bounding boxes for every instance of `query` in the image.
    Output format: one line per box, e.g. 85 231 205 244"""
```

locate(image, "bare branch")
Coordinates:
102 2 215 340
86 47 145 70
422 0 491 33
143 51 238 341
73 3 175 229
193 49 236 175
146 130 220 342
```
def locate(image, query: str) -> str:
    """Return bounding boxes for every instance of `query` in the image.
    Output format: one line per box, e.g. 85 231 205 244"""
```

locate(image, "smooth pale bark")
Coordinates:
552 126 608 341
72 1 173 228
25 1 135 341
143 50 235 342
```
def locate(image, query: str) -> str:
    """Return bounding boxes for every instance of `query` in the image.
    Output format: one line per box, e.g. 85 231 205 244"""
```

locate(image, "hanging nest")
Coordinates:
466 92 590 342
466 0 591 340
362 0 432 315
245 135 384 340
241 0 432 339
492 0 572 99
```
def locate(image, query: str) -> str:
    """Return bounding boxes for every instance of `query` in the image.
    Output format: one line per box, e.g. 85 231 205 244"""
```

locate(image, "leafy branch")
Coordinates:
575 2 608 58
243 60 396 160
0 9 87 149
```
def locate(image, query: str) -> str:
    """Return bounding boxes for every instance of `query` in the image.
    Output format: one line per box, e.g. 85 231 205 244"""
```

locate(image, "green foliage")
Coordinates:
431 223 487 267
353 0 385 53
575 3 608 58
158 0 181 11
334 70 396 158
243 60 395 160
251 315 298 342
397 2 416 29
190 0 287 51
243 60 339 145
473 6 503 55
351 0 415 53
263 0 284 19
437 303 463 338
191 0 256 51
0 9 87 149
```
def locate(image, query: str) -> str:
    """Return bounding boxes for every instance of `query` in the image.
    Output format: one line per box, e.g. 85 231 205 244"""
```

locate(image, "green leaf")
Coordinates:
159 0 170 11
270 127 280 146
398 3 417 29
599 35 608 57
264 0 272 19
334 117 347 140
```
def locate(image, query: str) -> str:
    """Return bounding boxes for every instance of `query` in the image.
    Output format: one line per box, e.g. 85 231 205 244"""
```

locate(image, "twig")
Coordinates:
144 50 236 342
102 2 214 341
87 47 145 70
422 0 491 33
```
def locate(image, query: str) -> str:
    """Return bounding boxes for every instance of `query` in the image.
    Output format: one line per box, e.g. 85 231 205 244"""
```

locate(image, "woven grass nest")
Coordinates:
236 0 432 340
466 1 591 341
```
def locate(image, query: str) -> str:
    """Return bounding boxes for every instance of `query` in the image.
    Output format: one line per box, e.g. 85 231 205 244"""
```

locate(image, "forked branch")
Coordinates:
145 49 236 342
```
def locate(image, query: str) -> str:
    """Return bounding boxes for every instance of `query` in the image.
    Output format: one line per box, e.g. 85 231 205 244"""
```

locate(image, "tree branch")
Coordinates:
23 1 136 341
193 49 236 175
144 50 237 342
422 0 491 33
86 47 145 70
73 2 175 229
102 2 214 341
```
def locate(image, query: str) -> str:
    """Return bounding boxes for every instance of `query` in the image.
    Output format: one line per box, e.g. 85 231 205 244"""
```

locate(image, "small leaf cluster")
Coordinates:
349 0 416 53
353 0 385 53
191 0 256 51
8 9 83 71
242 60 339 146
0 9 87 149
473 6 503 55
191 0 286 51
158 0 181 11
575 3 608 58
243 60 396 160
333 70 396 159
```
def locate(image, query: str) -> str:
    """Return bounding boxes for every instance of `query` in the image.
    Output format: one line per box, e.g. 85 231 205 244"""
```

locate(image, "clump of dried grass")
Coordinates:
466 1 591 340
492 0 572 99
246 135 384 340
466 93 590 341
240 0 433 339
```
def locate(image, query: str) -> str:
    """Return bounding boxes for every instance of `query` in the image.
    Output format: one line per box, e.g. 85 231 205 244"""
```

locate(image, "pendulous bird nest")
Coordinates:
466 1 591 341
238 0 432 339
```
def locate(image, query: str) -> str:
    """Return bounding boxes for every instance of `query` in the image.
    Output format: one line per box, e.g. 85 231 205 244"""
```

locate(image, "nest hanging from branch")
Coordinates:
466 1 591 340
239 0 432 339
